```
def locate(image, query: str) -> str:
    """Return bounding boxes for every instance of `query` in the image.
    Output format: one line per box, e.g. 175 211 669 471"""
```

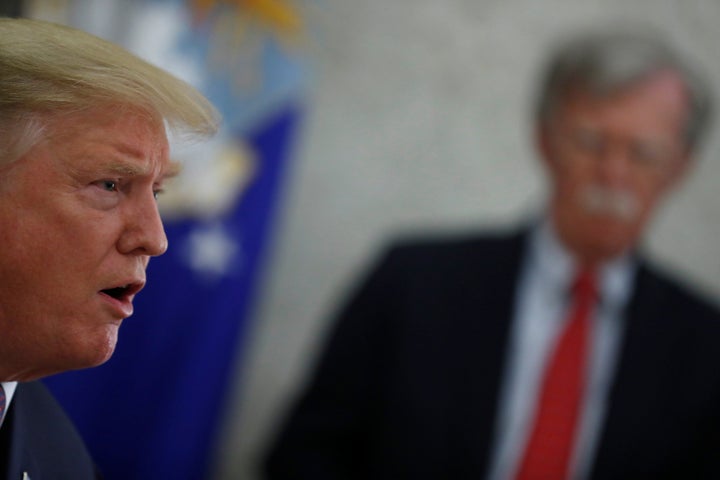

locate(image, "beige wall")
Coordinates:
215 1 720 478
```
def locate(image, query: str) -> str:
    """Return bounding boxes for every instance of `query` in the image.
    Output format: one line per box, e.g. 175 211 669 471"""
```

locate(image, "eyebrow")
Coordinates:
108 141 181 178
100 160 181 180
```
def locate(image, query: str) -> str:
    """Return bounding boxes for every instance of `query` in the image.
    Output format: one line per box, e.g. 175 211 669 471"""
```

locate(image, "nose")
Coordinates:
117 193 168 257
596 142 632 187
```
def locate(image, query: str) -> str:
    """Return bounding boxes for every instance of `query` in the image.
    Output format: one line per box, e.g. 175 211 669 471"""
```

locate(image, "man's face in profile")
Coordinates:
539 71 691 263
0 105 175 381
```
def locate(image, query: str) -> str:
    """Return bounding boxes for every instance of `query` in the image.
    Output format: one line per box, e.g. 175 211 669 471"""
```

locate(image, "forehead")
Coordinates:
558 71 690 125
44 105 172 173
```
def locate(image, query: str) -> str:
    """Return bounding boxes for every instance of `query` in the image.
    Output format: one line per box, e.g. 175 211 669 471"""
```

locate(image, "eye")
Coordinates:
630 141 677 170
153 184 166 200
96 180 118 192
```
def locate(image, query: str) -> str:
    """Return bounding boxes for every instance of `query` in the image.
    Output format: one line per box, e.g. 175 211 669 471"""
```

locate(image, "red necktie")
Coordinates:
515 269 597 480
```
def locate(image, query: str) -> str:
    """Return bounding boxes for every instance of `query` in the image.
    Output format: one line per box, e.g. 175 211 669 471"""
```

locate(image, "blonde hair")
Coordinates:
0 17 220 163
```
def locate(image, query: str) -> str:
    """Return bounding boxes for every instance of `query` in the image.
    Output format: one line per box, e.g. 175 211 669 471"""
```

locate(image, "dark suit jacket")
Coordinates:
265 228 720 479
0 381 100 479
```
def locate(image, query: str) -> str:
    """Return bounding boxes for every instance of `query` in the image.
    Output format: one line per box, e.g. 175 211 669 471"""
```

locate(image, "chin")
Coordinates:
582 237 634 263
72 324 120 369
580 221 635 251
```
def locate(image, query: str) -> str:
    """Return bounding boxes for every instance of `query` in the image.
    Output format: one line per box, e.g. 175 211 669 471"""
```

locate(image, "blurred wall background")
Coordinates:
13 0 720 478
216 1 720 479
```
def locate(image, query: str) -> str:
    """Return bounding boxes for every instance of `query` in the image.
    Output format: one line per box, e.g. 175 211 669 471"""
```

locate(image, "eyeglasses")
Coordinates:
557 124 685 174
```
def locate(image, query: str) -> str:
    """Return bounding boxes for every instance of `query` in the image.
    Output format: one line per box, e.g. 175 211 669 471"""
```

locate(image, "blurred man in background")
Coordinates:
0 17 217 477
264 29 720 479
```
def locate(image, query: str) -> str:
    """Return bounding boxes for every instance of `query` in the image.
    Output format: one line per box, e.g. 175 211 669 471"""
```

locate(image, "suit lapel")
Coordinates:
445 229 528 477
1 385 40 480
590 264 685 478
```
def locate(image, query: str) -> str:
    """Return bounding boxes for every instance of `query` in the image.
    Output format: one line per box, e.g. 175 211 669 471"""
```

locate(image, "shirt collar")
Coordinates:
0 381 17 428
529 217 636 309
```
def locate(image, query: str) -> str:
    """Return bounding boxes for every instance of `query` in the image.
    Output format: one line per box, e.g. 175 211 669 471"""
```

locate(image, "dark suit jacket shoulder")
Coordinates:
0 381 100 479
265 229 528 479
594 260 720 479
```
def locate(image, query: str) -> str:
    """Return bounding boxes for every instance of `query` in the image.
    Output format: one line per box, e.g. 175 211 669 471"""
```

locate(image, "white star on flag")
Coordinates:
182 222 241 280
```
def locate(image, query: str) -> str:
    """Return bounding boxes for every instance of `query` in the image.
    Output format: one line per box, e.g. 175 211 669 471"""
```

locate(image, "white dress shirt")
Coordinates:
0 381 17 428
487 219 635 480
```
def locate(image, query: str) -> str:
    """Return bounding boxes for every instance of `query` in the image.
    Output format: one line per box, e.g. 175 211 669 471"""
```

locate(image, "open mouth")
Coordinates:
101 282 143 301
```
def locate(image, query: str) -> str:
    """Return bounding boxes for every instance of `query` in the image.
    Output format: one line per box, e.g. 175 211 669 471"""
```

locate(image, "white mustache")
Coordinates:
579 185 639 221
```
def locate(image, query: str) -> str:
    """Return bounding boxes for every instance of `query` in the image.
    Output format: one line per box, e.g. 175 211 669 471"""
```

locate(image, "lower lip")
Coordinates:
99 292 134 318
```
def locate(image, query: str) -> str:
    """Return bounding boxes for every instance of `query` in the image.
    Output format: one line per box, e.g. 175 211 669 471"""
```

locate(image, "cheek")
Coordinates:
551 163 593 198
633 176 671 208
31 202 119 261
546 145 590 183
0 212 113 309
4 218 74 276
0 215 51 281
